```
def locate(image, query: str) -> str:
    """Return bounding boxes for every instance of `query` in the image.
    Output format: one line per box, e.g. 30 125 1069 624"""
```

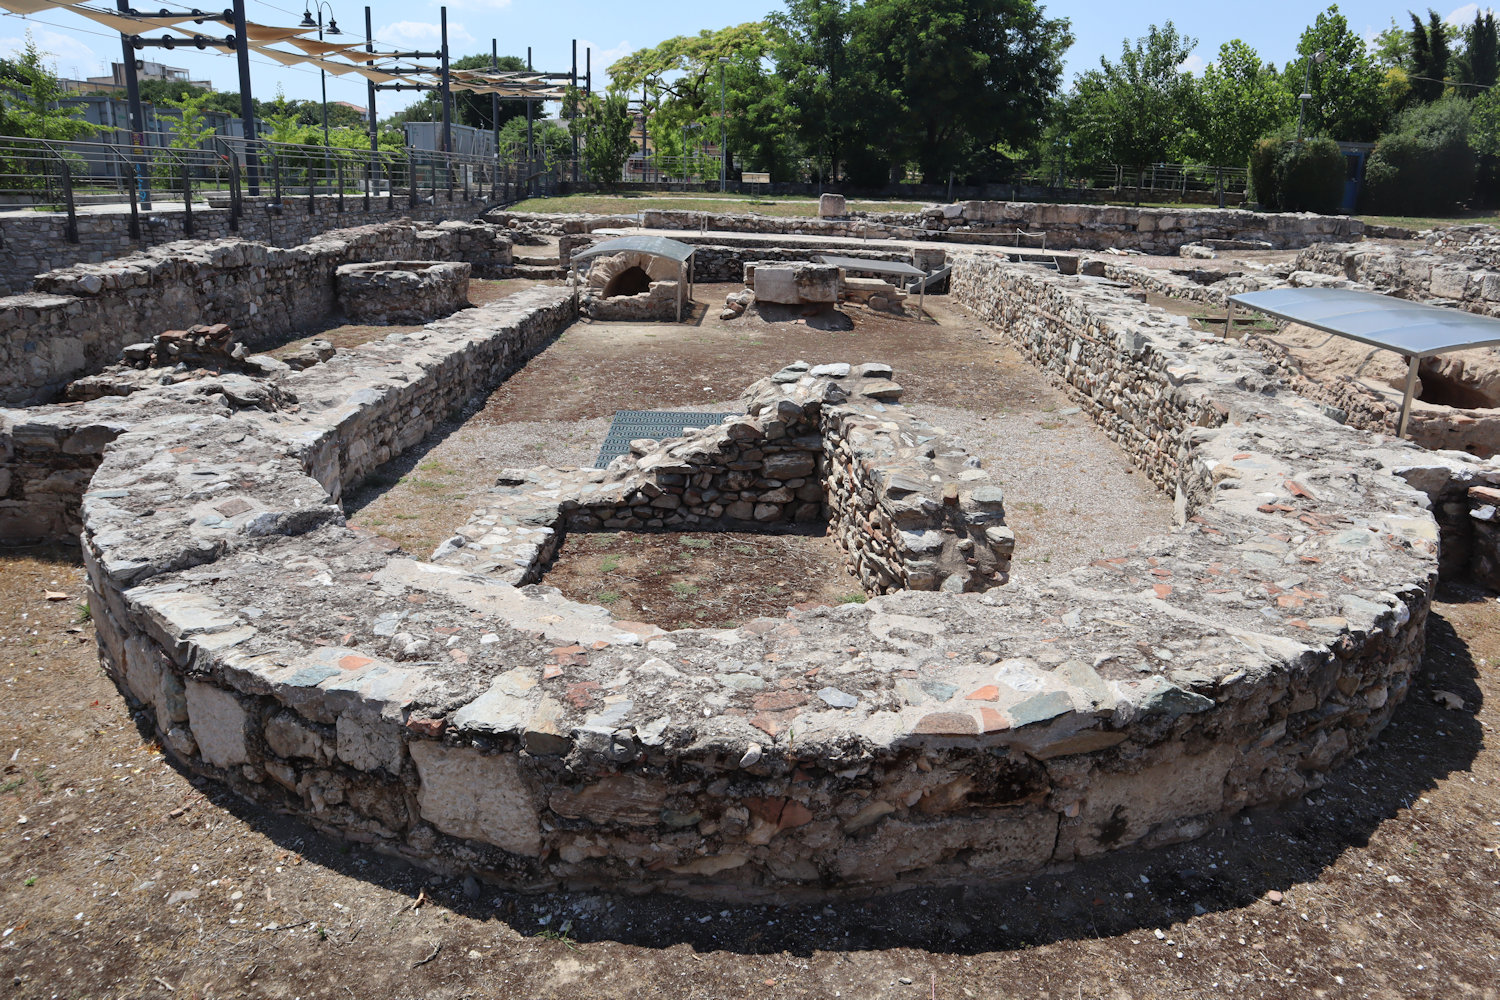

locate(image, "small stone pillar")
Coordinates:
818 193 847 218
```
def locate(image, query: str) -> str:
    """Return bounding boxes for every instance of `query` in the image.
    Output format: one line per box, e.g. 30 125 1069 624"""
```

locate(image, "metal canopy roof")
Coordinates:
815 254 924 278
571 236 698 265
1228 286 1500 439
1228 288 1500 359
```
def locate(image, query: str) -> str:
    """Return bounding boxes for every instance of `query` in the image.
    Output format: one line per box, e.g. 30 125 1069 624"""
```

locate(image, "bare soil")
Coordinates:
269 278 545 359
347 284 1173 576
1 543 1497 999
540 529 864 631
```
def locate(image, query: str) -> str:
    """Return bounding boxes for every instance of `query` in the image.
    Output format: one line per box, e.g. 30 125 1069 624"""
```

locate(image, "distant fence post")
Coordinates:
182 162 194 237
125 162 141 240
58 159 79 244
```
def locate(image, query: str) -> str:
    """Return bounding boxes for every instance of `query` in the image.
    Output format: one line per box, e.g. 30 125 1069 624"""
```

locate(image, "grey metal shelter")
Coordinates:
571 235 698 321
815 254 929 316
1228 287 1500 438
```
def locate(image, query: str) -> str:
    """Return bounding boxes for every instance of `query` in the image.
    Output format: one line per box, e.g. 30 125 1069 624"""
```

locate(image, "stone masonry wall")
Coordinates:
0 219 512 405
0 193 495 295
431 361 1012 595
0 280 567 545
72 257 1453 899
1296 235 1500 318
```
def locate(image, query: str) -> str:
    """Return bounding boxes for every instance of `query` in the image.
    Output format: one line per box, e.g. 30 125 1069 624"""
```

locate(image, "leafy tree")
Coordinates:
570 89 635 189
1181 40 1294 168
1408 9 1453 102
0 33 96 141
856 0 1071 183
1371 19 1411 69
1454 11 1499 92
1068 22 1196 169
497 115 570 165
1248 134 1345 213
1285 6 1389 141
1365 96 1475 212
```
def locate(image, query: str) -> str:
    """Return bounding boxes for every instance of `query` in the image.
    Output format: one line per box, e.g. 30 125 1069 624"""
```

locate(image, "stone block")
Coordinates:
818 193 847 218
185 680 251 769
409 742 542 856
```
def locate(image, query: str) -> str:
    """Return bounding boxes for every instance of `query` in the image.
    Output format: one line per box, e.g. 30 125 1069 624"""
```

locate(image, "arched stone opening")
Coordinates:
603 265 653 298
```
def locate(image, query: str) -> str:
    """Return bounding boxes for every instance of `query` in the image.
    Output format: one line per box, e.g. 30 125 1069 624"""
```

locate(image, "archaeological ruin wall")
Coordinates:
0 219 512 406
54 242 1467 900
0 193 498 295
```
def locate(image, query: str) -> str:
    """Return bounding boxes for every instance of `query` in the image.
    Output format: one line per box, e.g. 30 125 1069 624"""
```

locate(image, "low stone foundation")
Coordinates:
335 260 472 324
60 242 1469 901
0 219 511 405
431 362 1011 595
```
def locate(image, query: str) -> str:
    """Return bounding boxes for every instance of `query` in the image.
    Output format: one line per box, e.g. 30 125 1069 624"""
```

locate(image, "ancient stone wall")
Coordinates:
0 219 511 405
335 261 472 325
1296 235 1500 317
0 194 495 295
61 247 1463 899
432 362 1011 595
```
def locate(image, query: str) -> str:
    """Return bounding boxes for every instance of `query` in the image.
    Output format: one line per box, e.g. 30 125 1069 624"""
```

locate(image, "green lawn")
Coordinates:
505 191 929 217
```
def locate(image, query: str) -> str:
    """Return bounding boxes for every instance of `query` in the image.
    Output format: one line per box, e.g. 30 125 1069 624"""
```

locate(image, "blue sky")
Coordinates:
0 1 1491 114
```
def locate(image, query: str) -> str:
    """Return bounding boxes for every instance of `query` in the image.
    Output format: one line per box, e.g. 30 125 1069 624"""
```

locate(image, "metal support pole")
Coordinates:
231 0 260 195
182 162 193 235
570 39 578 184
117 0 150 209
641 80 648 185
59 160 78 243
365 5 378 206
718 57 727 193
337 160 344 212
491 38 500 162
228 151 241 231
125 162 140 239
1399 355 1420 439
439 7 452 155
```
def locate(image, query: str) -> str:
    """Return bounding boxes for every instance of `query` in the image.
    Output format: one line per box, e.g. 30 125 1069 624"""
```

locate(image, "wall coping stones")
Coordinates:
68 239 1467 899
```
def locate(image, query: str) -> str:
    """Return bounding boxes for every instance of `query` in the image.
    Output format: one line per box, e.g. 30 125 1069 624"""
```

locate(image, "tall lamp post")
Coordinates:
718 55 729 192
300 2 342 149
1296 48 1326 144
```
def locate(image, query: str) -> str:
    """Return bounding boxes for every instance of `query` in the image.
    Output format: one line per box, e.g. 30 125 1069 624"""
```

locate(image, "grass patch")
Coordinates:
595 590 620 605
840 593 868 604
680 537 712 549
507 192 928 218
669 581 700 596
1357 211 1500 232
600 555 621 573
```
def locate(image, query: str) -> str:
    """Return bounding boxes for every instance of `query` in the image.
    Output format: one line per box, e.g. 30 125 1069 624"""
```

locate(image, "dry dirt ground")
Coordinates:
0 548 1496 1000
345 285 1172 581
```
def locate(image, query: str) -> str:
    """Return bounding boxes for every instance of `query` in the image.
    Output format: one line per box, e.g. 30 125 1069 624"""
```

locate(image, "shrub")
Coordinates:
1248 136 1345 214
1363 97 1476 215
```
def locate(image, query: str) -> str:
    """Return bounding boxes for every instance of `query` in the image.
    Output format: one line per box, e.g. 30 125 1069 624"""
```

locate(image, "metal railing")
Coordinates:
0 131 572 238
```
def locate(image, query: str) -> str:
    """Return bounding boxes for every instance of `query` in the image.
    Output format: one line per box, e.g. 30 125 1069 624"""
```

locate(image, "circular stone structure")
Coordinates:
80 268 1441 900
334 259 471 325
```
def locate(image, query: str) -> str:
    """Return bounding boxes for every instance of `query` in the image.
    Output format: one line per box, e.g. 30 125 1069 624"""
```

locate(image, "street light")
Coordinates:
300 2 341 150
1296 49 1326 144
718 55 729 192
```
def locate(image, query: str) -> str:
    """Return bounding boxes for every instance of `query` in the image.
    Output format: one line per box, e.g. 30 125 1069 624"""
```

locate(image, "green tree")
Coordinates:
1409 9 1453 101
1371 18 1411 69
1182 40 1294 168
0 33 96 141
1069 22 1197 169
1365 96 1475 212
497 115 571 165
1454 11 1499 92
857 0 1071 183
1285 6 1389 141
571 89 635 188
